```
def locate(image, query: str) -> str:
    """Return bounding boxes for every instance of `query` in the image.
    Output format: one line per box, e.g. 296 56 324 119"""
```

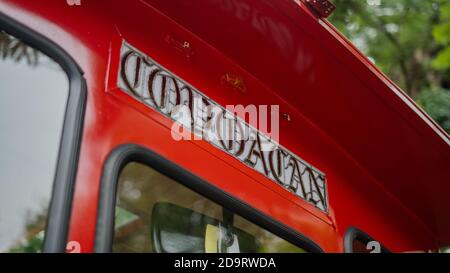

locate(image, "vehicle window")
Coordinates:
0 31 69 252
345 228 389 253
112 162 307 253
352 238 372 253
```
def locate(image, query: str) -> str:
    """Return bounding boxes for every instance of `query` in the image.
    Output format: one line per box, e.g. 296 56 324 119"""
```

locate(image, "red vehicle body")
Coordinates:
0 0 449 253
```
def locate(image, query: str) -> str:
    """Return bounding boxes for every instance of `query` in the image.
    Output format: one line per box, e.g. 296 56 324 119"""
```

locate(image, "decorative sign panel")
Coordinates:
118 41 328 212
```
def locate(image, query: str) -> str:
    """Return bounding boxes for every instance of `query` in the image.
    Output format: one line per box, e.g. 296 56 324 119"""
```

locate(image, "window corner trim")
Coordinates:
344 227 390 253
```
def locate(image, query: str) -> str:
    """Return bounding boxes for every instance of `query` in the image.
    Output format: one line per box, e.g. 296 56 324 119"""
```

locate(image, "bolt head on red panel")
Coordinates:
304 0 336 18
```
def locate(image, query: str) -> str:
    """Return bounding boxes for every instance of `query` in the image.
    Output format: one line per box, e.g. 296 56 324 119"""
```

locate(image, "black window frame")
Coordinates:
95 144 324 253
344 227 390 253
0 12 87 252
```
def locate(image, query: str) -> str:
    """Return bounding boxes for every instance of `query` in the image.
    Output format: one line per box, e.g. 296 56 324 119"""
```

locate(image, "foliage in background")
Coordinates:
0 31 39 66
329 0 450 133
416 88 450 132
433 1 450 70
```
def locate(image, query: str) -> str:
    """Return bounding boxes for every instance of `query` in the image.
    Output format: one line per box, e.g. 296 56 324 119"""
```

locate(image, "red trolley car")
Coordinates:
0 0 449 253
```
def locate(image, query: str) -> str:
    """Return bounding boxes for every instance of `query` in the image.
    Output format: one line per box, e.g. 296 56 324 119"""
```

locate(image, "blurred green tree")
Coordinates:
416 87 450 132
432 1 450 70
329 0 450 133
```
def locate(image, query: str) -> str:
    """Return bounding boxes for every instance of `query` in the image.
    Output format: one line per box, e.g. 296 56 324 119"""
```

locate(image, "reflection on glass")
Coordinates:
113 162 306 253
0 31 69 252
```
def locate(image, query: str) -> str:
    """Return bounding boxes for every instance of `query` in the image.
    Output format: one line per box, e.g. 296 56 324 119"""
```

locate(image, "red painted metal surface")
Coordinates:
1 0 449 252
303 0 336 18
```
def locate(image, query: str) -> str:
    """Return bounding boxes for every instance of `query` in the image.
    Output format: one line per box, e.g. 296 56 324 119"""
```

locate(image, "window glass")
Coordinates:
439 247 450 253
112 162 307 253
346 229 388 253
0 31 69 252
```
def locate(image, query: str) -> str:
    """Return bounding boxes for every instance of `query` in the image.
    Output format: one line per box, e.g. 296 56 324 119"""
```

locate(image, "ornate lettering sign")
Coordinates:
118 41 328 212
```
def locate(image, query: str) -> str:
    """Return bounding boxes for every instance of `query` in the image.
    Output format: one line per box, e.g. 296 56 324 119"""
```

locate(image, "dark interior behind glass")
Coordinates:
112 162 307 253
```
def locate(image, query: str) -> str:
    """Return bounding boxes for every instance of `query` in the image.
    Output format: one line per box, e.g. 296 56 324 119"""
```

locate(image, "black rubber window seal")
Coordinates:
0 12 87 253
95 144 324 253
344 227 390 253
